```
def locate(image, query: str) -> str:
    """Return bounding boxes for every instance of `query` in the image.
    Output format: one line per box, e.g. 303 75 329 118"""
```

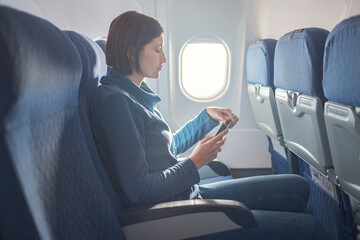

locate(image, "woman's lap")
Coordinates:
198 174 310 212
196 174 328 239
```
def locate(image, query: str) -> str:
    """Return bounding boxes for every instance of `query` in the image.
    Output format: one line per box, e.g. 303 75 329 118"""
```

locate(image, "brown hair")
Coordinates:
106 11 164 75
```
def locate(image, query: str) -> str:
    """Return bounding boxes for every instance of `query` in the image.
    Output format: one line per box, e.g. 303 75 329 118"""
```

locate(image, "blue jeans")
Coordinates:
195 174 328 240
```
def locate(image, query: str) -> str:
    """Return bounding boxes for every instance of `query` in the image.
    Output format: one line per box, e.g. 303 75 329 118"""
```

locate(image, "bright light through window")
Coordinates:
180 38 230 101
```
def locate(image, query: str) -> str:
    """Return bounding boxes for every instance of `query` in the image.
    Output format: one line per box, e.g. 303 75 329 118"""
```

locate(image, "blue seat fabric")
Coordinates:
321 15 360 239
246 39 288 174
298 158 355 240
0 6 125 240
274 28 329 102
274 27 332 173
95 37 107 53
64 31 124 213
323 15 360 107
267 137 290 174
246 39 277 88
273 26 358 240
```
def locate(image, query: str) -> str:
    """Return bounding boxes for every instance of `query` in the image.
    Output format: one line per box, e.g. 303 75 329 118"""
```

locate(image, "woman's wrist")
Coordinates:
205 107 216 121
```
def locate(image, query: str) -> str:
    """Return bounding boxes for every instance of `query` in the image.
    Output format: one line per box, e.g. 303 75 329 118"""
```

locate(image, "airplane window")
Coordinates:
180 37 230 101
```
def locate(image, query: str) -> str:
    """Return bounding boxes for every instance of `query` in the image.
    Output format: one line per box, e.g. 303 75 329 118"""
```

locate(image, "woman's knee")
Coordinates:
283 174 310 200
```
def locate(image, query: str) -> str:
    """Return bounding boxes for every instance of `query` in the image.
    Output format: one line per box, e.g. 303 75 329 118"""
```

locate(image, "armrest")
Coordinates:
118 199 257 228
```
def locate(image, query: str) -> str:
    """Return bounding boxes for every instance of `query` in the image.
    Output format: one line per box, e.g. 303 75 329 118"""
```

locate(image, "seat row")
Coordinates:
246 15 360 238
0 5 256 240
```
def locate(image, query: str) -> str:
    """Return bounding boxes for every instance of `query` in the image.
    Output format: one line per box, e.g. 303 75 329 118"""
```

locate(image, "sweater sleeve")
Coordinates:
171 109 219 156
99 93 200 207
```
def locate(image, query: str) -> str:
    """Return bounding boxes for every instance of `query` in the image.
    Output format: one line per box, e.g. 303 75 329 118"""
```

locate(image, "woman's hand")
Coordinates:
206 107 239 128
190 129 228 169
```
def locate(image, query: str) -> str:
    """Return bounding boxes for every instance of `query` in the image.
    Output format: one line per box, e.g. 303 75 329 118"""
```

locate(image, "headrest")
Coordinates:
274 28 329 101
94 37 107 54
323 15 360 107
246 39 277 88
64 31 106 89
0 5 82 121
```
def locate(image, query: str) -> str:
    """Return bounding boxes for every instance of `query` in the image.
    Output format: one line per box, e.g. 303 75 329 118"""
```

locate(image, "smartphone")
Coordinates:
215 120 233 136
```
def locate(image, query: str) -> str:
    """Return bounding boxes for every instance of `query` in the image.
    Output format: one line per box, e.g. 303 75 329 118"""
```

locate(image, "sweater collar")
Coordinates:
105 68 161 111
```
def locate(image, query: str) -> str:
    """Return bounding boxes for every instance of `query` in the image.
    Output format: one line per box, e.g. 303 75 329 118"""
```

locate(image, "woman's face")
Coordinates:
138 34 166 79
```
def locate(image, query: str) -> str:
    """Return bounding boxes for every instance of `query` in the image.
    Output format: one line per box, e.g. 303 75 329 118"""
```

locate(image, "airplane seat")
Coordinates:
63 30 124 212
274 27 356 240
0 6 259 240
0 6 125 239
323 15 360 203
94 37 111 75
246 39 290 174
274 27 331 175
94 36 107 53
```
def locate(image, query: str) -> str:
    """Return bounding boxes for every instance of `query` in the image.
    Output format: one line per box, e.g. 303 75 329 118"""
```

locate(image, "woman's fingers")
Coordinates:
208 136 226 156
206 107 239 129
201 135 213 143
212 129 228 142
230 112 239 128
224 110 239 128
190 124 230 169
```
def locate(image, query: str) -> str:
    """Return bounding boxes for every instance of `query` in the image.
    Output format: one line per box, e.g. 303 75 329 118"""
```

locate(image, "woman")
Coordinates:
90 11 328 239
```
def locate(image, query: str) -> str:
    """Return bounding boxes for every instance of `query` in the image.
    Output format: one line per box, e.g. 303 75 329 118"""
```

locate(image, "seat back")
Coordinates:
246 39 282 142
94 36 107 53
323 15 360 201
274 28 331 175
0 6 125 239
246 39 292 174
64 30 124 212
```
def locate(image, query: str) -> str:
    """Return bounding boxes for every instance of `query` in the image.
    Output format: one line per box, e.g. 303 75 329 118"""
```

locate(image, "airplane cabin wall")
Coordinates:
152 0 271 170
23 0 144 39
257 0 351 39
0 0 41 17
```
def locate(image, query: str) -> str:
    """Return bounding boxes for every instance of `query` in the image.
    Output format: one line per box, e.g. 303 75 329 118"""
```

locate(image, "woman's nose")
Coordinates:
160 51 166 63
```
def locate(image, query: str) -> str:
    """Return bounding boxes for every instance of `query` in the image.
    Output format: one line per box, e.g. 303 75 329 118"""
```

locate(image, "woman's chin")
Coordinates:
150 73 160 79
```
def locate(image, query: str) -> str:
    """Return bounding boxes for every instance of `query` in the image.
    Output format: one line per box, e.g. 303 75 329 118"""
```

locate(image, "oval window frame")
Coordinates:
179 36 231 102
